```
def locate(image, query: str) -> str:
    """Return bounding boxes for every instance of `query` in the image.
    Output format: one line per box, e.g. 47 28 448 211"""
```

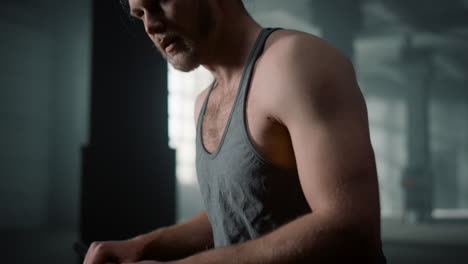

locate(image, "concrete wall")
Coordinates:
0 0 91 230
0 13 53 229
48 0 92 230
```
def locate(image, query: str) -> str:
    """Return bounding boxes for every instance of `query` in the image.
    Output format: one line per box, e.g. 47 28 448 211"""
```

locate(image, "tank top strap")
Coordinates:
196 27 277 139
196 27 282 156
237 27 282 106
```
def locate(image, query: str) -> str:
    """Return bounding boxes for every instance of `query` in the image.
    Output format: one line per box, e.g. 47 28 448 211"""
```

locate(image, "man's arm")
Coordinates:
84 211 213 264
151 32 382 264
133 88 216 261
133 210 214 261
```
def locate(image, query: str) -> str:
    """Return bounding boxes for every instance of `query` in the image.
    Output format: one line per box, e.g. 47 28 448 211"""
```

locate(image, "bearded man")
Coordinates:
84 0 387 263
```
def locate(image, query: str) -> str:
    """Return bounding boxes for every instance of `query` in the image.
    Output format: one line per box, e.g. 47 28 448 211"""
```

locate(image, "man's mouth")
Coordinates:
160 37 178 53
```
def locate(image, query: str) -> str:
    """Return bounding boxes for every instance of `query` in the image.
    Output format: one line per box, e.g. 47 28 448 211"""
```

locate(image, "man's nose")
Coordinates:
144 14 165 35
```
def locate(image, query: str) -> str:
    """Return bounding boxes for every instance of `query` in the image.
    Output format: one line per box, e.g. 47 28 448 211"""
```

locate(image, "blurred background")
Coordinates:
1 0 467 263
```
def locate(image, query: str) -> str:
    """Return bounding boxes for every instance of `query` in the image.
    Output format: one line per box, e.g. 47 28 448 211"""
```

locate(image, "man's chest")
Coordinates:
200 80 297 170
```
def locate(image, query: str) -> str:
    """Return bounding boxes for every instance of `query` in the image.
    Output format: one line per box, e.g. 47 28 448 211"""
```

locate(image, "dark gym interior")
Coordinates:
1 0 467 263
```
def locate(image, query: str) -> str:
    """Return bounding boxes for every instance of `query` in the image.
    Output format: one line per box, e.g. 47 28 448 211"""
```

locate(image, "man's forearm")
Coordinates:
175 212 380 264
133 211 214 261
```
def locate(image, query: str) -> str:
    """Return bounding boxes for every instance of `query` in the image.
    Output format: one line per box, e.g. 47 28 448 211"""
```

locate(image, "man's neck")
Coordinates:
201 13 263 92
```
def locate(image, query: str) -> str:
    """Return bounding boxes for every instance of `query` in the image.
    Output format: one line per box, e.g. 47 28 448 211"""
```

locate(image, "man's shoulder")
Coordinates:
260 29 355 93
264 29 348 68
258 29 360 125
267 29 324 49
261 29 354 90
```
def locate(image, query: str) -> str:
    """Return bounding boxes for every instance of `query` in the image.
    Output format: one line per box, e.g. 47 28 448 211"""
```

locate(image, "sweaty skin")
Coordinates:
84 0 383 264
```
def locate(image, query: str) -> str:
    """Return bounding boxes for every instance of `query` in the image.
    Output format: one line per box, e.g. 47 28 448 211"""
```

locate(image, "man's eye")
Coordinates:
135 11 144 18
131 10 144 19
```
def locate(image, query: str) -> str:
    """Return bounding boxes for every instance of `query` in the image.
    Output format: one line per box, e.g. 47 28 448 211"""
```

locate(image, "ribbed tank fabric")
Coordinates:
195 27 310 247
195 27 386 264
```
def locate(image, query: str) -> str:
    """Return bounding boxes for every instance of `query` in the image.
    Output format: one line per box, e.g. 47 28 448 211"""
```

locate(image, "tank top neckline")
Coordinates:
197 28 275 158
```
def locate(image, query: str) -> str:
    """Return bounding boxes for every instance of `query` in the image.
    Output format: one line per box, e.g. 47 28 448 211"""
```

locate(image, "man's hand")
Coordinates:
83 238 145 264
83 211 213 264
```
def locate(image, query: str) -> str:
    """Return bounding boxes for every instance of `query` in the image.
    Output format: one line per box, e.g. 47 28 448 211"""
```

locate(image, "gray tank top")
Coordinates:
196 28 387 263
195 28 311 247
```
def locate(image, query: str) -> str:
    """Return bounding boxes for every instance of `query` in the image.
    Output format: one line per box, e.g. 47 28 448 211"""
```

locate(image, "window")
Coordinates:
168 65 212 222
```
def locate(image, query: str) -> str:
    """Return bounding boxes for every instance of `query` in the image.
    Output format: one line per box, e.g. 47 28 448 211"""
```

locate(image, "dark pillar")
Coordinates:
80 0 176 244
311 0 363 61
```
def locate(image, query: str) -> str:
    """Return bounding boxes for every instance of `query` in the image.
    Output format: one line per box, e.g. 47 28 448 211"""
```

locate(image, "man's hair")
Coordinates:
119 0 246 12
120 0 129 12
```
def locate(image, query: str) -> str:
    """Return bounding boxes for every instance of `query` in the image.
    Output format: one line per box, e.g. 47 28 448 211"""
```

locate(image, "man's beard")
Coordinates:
155 34 201 72
155 1 214 72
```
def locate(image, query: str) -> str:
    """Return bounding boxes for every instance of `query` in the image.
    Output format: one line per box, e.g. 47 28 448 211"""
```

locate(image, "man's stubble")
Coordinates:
158 1 215 72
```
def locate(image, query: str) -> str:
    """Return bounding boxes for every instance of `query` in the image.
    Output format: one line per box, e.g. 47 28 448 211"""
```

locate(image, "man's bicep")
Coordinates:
275 56 380 223
287 103 379 217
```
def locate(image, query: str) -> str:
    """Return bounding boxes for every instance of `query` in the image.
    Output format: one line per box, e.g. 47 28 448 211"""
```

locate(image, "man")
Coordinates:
84 0 386 263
